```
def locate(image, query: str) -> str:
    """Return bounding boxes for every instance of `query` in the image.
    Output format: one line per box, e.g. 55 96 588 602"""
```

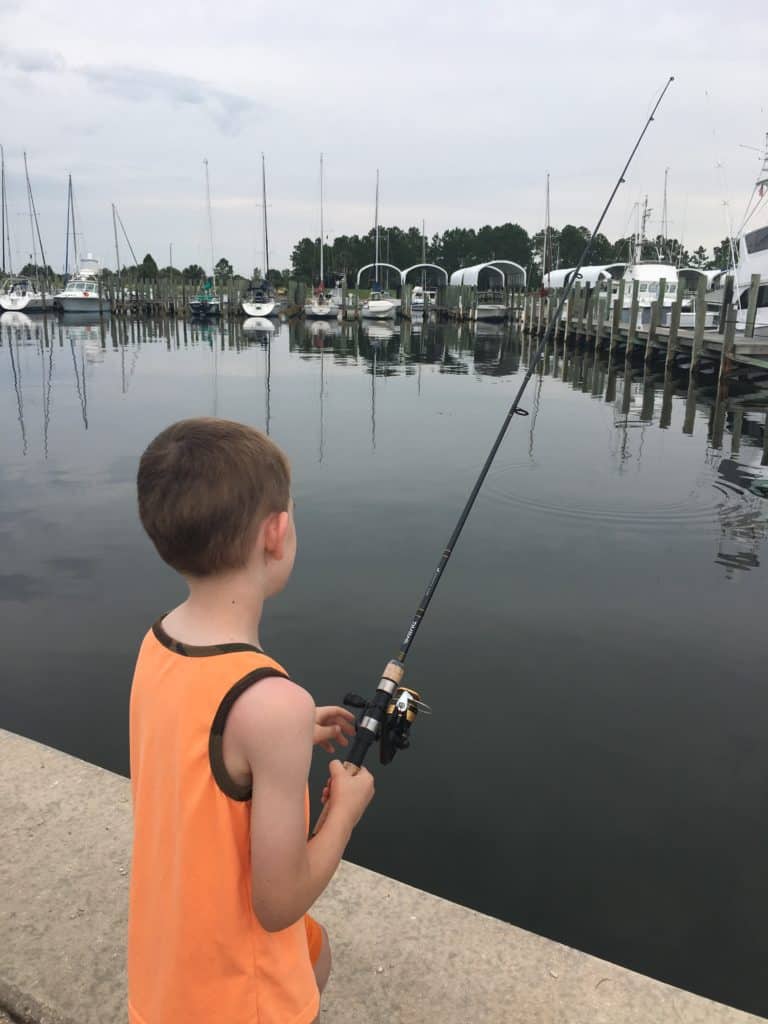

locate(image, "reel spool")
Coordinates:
343 686 431 765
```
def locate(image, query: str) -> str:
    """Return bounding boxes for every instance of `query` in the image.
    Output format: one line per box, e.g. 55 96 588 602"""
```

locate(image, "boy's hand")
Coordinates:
321 759 375 830
313 706 356 753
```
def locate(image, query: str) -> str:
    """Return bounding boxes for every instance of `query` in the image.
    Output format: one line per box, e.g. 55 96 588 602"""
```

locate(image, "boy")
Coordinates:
129 417 375 1024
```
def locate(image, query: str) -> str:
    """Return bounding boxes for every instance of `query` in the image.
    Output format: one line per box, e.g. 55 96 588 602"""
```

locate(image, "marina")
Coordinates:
1 312 767 1015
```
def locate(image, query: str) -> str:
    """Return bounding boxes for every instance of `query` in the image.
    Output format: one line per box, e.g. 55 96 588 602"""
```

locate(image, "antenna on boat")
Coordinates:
661 167 670 260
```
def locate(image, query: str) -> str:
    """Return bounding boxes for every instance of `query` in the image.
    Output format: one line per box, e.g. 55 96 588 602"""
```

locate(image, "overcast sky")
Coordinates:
1 0 765 276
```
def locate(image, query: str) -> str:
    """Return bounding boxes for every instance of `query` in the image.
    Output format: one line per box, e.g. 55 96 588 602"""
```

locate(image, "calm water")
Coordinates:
2 311 768 1015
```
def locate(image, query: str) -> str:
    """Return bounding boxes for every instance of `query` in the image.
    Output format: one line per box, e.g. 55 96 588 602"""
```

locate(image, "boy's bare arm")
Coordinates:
225 677 373 932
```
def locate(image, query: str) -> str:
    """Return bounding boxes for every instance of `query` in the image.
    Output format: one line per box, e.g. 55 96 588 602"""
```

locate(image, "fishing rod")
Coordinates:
315 76 675 828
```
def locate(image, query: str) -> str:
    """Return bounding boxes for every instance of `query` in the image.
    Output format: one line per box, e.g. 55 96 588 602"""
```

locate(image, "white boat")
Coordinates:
304 154 339 320
360 169 398 321
242 283 276 318
305 291 339 319
361 289 397 320
54 255 108 313
0 277 49 312
243 155 278 318
410 285 436 318
719 134 768 337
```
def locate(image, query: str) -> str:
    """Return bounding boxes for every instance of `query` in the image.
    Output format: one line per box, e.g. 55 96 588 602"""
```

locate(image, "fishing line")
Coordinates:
315 76 675 825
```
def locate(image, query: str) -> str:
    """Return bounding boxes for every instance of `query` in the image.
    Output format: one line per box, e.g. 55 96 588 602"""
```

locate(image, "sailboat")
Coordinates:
0 150 51 313
361 170 397 321
242 154 277 318
189 159 221 318
304 154 339 320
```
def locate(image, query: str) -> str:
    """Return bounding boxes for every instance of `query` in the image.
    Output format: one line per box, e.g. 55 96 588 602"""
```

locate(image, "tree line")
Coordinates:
7 224 735 289
289 223 736 287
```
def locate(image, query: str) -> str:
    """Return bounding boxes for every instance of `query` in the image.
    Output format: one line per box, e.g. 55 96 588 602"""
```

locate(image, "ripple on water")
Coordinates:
485 463 768 535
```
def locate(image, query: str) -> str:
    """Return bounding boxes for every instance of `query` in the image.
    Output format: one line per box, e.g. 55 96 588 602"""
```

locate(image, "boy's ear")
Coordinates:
262 510 289 561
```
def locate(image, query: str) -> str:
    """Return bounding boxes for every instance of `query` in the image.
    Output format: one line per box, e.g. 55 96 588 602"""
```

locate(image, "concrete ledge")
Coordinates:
0 729 763 1024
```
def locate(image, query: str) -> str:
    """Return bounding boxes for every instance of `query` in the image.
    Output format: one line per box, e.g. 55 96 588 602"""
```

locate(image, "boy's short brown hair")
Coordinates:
137 418 291 577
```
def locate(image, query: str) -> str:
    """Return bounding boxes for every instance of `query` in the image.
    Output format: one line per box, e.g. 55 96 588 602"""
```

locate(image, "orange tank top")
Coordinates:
128 619 319 1024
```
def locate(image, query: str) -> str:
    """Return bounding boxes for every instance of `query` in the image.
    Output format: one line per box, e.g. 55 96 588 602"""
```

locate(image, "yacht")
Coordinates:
189 159 221 319
54 254 108 313
0 277 49 312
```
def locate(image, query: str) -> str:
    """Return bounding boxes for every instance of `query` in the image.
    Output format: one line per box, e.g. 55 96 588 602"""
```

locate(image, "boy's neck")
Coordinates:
164 571 267 649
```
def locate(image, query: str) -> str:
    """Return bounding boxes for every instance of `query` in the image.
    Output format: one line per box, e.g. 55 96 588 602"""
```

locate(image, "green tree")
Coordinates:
19 262 54 278
557 225 590 267
711 237 736 271
688 245 709 269
182 263 206 283
215 257 233 280
140 253 158 279
291 238 318 283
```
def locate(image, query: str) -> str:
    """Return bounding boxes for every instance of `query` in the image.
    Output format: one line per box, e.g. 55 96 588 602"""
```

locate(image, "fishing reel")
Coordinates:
343 675 431 766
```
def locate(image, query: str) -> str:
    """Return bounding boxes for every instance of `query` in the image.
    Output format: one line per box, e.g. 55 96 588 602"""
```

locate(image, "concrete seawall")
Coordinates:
0 728 763 1024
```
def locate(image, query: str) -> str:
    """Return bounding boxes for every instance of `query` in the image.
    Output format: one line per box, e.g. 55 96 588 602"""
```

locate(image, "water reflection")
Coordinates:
2 313 768 578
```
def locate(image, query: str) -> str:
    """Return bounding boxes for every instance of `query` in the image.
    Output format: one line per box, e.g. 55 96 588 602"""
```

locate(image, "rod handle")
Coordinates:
311 761 360 836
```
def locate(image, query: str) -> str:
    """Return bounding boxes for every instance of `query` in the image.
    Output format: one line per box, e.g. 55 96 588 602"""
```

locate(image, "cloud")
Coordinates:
0 43 259 134
0 43 65 72
79 65 260 134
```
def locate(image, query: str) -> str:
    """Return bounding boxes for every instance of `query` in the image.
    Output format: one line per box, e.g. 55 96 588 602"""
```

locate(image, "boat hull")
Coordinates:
242 300 276 318
474 304 506 322
55 295 109 313
189 301 221 318
0 293 49 312
361 300 396 320
304 302 339 319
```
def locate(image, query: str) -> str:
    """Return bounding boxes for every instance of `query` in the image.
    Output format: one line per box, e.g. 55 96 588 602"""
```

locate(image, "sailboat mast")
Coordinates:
261 153 270 279
1 145 6 274
374 169 380 282
422 218 426 289
543 172 551 285
661 167 669 258
71 176 80 269
204 158 216 291
112 204 121 287
319 154 324 287
23 153 39 284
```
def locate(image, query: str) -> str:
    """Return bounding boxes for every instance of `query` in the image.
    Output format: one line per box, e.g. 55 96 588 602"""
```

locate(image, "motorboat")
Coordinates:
54 255 109 313
410 285 436 318
0 277 49 312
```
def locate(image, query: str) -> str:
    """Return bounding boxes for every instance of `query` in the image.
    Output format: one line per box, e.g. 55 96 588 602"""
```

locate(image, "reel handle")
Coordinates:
311 660 405 837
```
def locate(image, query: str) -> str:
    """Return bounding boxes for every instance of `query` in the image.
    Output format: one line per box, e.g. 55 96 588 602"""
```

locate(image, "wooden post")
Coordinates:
626 279 640 356
584 286 595 341
683 376 697 436
644 301 659 363
665 299 681 371
731 409 743 455
659 371 674 430
640 379 655 422
718 274 734 333
594 292 606 355
717 305 737 391
763 412 768 468
744 273 761 339
690 276 707 375
610 280 624 355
